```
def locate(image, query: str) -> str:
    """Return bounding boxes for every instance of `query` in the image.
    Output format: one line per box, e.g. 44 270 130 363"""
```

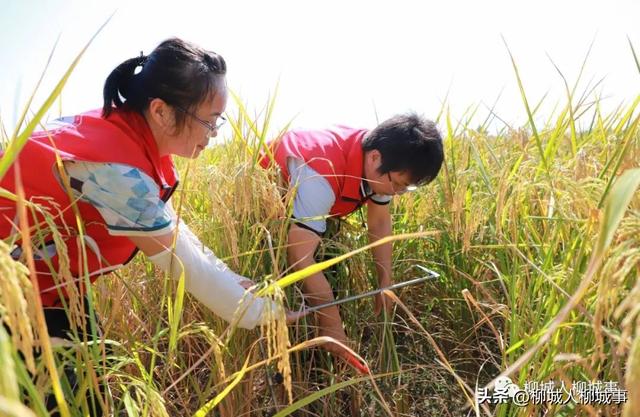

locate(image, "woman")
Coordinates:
2 37 308 415
0 38 302 344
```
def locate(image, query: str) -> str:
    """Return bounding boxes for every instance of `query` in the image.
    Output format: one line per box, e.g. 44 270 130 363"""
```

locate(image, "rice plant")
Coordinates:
1 33 639 417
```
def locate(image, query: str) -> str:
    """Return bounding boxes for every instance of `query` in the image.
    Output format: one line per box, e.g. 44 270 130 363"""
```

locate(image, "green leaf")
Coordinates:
258 231 437 295
193 355 251 416
629 36 640 76
272 375 373 417
0 14 112 180
123 389 140 417
595 168 640 256
168 267 186 355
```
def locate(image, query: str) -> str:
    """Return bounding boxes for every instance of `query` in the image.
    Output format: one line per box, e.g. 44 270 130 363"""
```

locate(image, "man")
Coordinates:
260 113 444 359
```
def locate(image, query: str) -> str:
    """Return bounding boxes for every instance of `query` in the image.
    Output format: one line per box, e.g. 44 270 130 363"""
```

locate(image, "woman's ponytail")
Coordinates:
102 54 147 117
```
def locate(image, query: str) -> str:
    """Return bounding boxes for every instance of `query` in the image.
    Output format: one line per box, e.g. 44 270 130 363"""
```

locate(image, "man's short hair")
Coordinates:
362 113 444 185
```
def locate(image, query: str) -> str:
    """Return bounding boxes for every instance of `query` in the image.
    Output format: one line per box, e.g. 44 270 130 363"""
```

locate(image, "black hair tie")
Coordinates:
133 51 148 75
138 51 148 67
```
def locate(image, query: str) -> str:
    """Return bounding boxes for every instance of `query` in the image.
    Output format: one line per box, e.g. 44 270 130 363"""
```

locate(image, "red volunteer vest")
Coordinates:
259 126 368 217
0 108 178 307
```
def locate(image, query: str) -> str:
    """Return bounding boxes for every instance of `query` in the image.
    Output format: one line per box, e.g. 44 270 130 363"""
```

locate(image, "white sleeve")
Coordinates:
147 223 277 329
369 194 392 205
178 221 246 284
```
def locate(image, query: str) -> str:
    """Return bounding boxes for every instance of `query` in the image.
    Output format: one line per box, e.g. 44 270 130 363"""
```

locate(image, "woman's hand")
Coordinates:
237 278 256 290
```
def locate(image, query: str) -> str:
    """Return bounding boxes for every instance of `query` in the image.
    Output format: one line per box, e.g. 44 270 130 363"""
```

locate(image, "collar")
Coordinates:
360 180 375 200
119 107 174 188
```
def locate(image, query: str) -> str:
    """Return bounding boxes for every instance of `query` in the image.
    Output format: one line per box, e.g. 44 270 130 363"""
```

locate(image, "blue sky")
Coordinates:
1 0 639 137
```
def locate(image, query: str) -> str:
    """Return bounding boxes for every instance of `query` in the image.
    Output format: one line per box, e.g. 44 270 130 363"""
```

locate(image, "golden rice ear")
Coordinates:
0 239 36 374
262 286 293 404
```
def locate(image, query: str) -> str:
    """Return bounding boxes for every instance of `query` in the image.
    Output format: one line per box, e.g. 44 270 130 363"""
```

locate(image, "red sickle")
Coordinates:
345 354 371 375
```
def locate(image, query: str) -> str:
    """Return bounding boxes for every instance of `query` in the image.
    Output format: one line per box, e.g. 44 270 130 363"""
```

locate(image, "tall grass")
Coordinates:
1 36 639 416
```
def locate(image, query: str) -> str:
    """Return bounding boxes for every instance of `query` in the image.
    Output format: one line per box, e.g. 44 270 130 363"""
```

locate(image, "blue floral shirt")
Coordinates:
63 161 174 236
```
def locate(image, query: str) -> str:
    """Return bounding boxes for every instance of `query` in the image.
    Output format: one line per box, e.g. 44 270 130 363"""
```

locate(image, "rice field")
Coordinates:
0 36 639 417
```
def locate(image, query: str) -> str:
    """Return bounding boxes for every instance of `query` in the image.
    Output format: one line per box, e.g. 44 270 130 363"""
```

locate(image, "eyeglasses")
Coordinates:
387 172 417 195
175 106 226 135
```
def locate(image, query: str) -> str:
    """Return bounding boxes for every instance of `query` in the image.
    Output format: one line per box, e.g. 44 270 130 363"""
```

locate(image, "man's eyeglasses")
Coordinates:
387 172 417 195
175 106 226 135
